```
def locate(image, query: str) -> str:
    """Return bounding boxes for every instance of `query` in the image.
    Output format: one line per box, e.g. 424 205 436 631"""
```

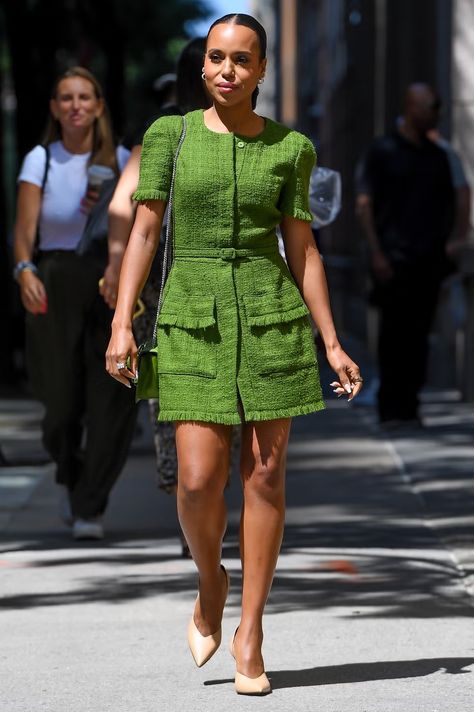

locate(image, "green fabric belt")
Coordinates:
174 246 279 260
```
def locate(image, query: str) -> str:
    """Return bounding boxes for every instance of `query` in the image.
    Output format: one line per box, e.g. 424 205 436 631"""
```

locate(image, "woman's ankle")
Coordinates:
194 565 228 634
235 623 264 653
234 626 265 676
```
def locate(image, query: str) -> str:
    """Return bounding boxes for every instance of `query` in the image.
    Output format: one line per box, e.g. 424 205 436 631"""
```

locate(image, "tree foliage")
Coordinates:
0 0 210 379
2 0 211 156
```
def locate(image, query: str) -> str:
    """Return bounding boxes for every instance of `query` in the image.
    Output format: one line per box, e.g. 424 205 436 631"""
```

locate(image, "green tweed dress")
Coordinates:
133 109 324 424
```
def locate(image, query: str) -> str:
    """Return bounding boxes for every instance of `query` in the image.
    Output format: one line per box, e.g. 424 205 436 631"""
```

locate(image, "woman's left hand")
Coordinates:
325 345 363 402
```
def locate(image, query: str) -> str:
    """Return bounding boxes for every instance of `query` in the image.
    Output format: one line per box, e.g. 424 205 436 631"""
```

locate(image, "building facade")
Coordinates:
253 0 473 392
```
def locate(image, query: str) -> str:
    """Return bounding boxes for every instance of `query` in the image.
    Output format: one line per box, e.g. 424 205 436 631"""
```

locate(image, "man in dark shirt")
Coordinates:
357 83 455 426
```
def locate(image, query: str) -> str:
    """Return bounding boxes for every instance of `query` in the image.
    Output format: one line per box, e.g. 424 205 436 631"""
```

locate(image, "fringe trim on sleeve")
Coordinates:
132 188 169 203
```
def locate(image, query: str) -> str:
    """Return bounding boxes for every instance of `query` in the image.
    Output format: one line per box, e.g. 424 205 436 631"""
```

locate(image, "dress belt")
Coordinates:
174 246 279 261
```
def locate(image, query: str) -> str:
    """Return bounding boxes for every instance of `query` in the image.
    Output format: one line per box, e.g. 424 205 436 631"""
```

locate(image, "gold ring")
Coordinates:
353 377 364 383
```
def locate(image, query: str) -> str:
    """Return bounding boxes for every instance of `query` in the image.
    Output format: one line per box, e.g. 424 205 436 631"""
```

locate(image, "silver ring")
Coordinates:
116 361 127 370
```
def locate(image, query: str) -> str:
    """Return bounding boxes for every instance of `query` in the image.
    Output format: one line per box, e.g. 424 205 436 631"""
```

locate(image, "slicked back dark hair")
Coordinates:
206 13 267 109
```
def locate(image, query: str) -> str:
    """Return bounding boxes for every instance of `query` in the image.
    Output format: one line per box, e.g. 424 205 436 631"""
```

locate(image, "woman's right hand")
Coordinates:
19 271 48 314
106 325 137 387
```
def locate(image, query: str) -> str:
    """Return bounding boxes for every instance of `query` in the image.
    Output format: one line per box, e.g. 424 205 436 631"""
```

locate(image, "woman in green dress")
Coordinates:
106 13 363 696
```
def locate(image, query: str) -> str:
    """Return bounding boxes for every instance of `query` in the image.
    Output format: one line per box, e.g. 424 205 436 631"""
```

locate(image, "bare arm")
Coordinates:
105 199 166 386
281 215 363 400
101 145 142 308
355 192 393 281
13 181 47 314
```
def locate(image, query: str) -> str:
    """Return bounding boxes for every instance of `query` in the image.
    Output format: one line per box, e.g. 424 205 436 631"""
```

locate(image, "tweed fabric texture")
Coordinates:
133 109 324 424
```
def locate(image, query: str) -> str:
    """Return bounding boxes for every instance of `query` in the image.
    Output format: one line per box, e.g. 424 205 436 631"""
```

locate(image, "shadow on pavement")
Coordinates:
204 656 474 689
1 527 472 616
1 396 473 618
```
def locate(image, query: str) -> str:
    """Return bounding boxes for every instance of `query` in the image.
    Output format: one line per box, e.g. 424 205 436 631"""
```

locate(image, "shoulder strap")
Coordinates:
41 145 50 191
33 145 50 257
150 115 187 346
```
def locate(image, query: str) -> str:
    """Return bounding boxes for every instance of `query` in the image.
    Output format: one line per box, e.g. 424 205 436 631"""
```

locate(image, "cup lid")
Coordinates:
87 164 115 179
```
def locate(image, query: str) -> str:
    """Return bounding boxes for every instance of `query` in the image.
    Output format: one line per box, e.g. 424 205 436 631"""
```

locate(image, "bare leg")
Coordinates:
175 421 232 635
235 418 291 677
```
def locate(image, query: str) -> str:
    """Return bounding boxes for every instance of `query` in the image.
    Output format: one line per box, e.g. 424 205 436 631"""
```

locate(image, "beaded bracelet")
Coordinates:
13 260 38 282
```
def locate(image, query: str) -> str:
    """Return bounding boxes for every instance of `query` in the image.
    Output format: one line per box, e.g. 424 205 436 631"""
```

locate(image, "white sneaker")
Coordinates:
73 517 104 540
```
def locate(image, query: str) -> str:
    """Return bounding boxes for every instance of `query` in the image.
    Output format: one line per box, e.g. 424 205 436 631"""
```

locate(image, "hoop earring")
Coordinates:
201 68 206 80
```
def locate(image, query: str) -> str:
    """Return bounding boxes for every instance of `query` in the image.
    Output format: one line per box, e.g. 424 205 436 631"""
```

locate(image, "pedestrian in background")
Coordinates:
356 83 456 428
107 13 362 695
107 38 211 557
13 67 136 540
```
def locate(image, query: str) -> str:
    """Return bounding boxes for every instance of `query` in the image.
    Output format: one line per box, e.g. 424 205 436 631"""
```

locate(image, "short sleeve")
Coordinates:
278 137 316 222
17 145 48 188
116 145 131 172
132 115 182 203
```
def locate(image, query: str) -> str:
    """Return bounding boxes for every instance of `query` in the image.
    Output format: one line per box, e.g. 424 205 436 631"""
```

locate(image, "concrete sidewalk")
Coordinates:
1 390 473 712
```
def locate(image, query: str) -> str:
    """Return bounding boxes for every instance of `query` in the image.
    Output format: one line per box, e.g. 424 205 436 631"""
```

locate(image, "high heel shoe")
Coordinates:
230 628 272 696
187 565 230 667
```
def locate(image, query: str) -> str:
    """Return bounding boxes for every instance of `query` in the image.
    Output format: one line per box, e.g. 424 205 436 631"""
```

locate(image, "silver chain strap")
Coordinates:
151 116 187 345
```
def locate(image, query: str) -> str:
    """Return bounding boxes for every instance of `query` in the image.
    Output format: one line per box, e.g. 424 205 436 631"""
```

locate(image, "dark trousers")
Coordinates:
26 251 137 518
375 266 441 423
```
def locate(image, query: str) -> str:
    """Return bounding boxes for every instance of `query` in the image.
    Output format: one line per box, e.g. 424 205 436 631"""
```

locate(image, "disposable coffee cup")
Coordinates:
86 164 115 193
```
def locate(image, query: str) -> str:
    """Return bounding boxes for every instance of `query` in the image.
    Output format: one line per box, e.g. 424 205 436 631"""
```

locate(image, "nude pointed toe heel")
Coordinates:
230 628 272 696
235 671 271 696
188 616 222 667
188 565 230 667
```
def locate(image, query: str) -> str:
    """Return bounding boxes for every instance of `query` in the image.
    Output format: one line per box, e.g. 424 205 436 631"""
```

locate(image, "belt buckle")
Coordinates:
220 247 236 261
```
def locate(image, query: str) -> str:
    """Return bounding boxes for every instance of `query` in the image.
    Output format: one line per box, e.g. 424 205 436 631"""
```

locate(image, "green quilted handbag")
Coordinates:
134 116 186 402
135 342 159 401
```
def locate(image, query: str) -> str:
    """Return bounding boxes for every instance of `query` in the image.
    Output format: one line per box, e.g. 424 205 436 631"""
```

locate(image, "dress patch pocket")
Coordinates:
157 295 218 378
242 288 316 376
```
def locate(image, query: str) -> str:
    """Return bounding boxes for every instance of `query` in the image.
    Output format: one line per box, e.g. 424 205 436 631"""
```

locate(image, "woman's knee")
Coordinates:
242 460 285 502
176 422 232 505
178 466 225 504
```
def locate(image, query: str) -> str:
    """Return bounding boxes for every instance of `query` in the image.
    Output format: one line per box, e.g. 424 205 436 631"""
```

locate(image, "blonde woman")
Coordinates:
14 67 136 540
